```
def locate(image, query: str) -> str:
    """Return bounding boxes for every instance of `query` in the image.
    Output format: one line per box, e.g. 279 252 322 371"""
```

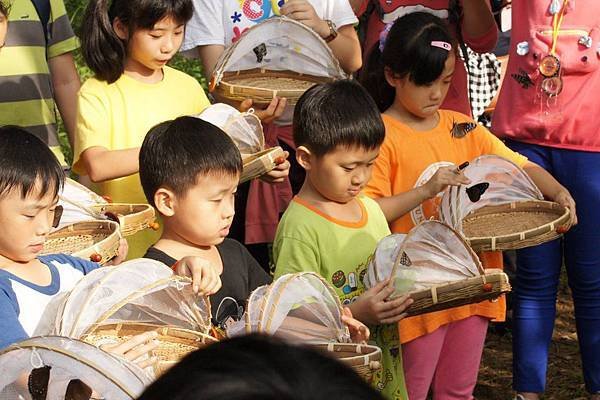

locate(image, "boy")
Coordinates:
272 80 412 399
0 126 218 353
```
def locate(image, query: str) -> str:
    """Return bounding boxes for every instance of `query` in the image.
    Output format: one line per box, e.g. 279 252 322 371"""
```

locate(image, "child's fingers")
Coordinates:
104 331 157 355
378 294 412 313
135 356 159 370
239 98 253 112
380 311 410 325
372 284 396 303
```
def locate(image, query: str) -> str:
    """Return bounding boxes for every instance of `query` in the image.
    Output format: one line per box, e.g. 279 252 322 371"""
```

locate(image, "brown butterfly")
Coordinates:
451 122 477 138
466 182 490 202
253 43 267 63
399 251 412 267
51 205 64 228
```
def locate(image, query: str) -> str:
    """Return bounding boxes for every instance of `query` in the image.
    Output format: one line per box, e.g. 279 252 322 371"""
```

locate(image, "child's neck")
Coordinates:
153 228 223 273
123 58 164 84
0 255 52 286
385 102 440 132
297 180 363 223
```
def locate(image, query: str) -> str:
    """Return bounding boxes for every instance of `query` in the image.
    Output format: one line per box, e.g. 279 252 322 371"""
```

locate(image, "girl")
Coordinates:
492 1 600 399
179 0 361 270
360 12 577 400
352 0 498 117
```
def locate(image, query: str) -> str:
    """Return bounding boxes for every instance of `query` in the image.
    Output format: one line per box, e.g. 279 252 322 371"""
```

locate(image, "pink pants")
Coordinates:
402 316 488 400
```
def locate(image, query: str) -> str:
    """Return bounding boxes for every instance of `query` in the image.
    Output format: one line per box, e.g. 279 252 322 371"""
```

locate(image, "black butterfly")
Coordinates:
451 122 477 138
466 182 490 202
511 68 534 89
399 251 412 267
253 43 267 63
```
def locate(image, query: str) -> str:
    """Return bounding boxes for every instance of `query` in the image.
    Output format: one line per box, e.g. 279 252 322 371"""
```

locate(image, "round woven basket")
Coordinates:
89 204 156 236
82 323 218 376
463 200 570 252
405 270 511 316
212 69 332 107
42 221 120 265
240 146 285 183
311 342 382 383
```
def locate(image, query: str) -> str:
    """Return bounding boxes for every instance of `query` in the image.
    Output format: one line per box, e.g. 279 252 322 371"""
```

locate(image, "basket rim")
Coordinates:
85 322 218 344
463 200 569 245
310 342 382 367
404 270 509 300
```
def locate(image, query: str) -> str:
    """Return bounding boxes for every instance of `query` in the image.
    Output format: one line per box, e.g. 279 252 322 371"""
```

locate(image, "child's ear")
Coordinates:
112 17 128 41
384 67 400 88
296 146 313 171
154 188 175 217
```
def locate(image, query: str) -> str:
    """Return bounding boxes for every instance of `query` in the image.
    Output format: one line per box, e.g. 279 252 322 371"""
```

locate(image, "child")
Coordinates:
273 80 413 399
139 116 369 340
360 12 576 400
72 0 210 258
0 0 81 165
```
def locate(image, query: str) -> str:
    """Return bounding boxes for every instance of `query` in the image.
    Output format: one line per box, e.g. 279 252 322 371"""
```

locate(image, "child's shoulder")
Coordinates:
38 254 99 275
163 66 203 88
439 109 475 124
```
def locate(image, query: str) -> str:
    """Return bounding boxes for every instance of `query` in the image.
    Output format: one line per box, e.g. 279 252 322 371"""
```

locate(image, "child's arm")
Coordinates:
49 52 81 148
374 166 471 223
348 280 413 326
173 257 222 295
280 0 362 73
78 146 140 183
461 0 498 51
523 162 578 227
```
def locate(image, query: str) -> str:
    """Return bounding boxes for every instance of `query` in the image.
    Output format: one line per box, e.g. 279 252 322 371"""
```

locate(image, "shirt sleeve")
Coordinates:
73 84 111 174
273 236 320 279
328 0 359 28
181 0 225 51
0 287 28 349
364 138 395 199
39 254 100 274
474 126 529 167
48 0 79 58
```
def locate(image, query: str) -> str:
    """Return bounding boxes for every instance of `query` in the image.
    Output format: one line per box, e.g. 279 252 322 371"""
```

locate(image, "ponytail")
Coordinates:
360 12 454 112
81 0 193 84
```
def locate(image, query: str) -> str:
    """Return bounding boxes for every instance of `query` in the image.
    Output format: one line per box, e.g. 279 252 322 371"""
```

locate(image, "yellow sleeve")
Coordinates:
273 236 320 279
73 84 111 175
364 136 395 199
474 125 528 167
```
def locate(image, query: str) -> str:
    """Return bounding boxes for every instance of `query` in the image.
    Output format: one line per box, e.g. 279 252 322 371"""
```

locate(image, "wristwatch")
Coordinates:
323 19 338 43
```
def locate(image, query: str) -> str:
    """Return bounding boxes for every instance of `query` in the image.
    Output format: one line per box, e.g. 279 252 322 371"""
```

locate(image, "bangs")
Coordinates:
131 0 193 30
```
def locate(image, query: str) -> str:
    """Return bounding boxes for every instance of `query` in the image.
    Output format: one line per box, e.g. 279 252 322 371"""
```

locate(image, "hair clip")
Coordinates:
431 41 452 51
379 23 393 53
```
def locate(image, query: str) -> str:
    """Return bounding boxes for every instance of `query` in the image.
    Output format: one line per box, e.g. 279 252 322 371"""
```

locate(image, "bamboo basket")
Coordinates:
212 69 332 107
405 269 510 316
89 204 156 236
241 146 285 183
463 200 570 252
42 221 120 265
82 323 218 376
311 342 382 383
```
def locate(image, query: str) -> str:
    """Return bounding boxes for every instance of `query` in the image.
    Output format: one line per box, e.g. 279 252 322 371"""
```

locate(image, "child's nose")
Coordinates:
36 215 52 236
161 37 175 53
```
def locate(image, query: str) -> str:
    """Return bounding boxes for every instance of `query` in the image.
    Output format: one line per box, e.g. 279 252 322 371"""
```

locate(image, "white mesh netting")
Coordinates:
0 336 152 400
227 272 350 343
365 221 483 295
57 178 108 228
439 155 543 232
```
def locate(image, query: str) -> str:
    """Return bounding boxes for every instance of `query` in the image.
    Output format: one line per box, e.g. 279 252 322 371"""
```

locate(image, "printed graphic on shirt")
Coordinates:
336 258 370 306
410 161 454 226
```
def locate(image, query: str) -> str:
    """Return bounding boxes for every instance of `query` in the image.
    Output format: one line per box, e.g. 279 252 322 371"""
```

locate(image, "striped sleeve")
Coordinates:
47 0 79 59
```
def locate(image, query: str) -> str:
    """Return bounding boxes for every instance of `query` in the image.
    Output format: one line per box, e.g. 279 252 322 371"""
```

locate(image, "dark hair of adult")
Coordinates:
139 116 242 207
81 0 193 83
293 79 385 157
360 12 455 112
0 126 64 199
0 1 9 17
138 334 384 400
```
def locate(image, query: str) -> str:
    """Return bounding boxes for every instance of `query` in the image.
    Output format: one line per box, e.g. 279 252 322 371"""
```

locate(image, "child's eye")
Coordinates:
342 166 355 172
149 33 162 39
174 30 184 36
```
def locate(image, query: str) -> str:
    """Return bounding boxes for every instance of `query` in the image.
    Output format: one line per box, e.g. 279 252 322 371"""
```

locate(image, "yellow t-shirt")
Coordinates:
364 110 528 344
73 66 210 257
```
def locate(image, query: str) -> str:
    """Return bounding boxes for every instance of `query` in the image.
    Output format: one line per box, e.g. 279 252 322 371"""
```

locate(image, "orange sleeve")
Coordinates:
365 136 395 199
474 126 529 167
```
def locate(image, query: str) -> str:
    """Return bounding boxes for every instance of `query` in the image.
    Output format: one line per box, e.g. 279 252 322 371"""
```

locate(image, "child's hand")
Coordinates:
423 165 471 199
348 280 414 326
281 0 328 38
174 256 222 296
239 97 287 124
553 189 578 228
259 151 290 184
341 306 370 343
106 238 128 266
101 331 159 370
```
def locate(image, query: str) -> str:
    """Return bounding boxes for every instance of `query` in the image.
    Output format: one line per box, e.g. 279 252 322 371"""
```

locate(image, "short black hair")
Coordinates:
0 1 9 17
138 334 384 400
293 79 385 157
0 126 64 199
139 116 242 207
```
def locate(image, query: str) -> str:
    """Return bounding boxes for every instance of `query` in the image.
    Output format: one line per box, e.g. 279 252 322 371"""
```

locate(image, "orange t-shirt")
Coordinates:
364 110 528 344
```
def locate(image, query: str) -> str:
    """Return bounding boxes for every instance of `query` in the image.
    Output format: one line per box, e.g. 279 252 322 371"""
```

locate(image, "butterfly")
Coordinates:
51 205 64 228
466 182 490 202
511 68 534 89
253 43 268 63
399 251 412 267
451 121 477 138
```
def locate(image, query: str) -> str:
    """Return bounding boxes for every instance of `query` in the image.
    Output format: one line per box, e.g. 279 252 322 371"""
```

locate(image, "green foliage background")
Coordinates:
59 0 208 164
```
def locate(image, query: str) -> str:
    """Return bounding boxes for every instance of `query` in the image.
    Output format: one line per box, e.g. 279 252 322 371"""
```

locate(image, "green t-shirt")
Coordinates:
273 195 408 400
0 0 79 165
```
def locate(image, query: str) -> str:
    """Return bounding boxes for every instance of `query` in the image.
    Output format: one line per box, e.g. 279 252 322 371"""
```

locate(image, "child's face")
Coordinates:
306 145 380 204
0 12 7 50
122 16 184 72
392 52 456 119
169 172 239 247
0 183 59 264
